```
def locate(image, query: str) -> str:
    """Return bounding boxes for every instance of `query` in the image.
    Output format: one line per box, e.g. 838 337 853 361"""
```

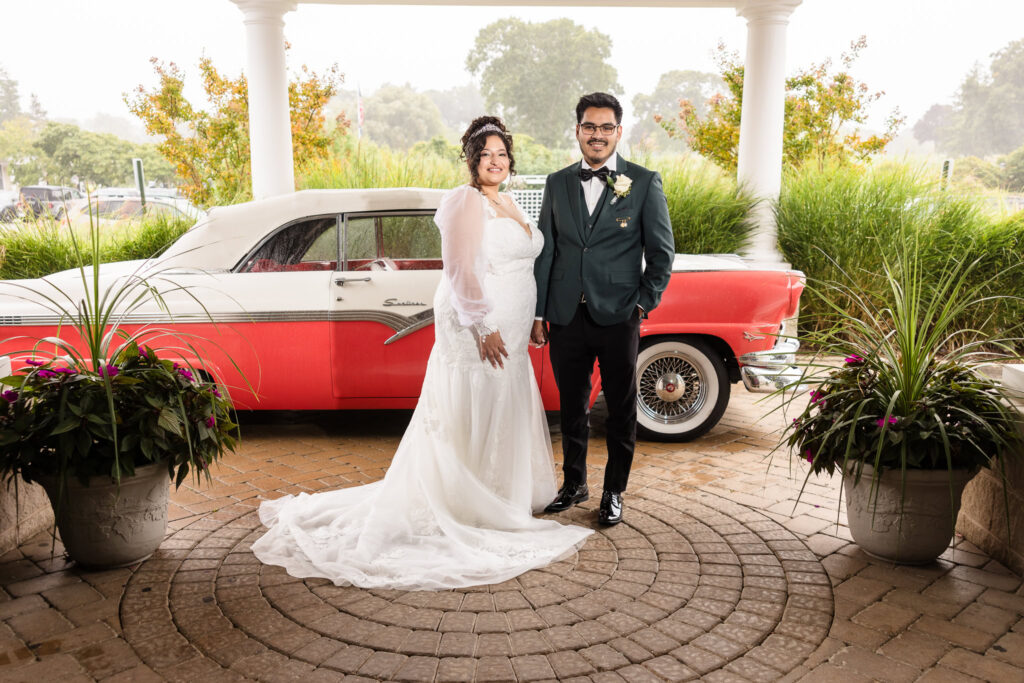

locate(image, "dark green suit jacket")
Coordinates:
534 159 675 326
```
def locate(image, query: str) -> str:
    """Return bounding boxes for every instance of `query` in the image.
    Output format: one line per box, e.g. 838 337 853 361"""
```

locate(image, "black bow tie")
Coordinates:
578 166 611 182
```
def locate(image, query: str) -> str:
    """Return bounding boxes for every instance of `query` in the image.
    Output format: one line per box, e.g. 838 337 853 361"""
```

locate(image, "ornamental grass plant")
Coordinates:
653 157 757 255
779 239 1022 501
0 213 191 281
0 206 240 494
777 163 1024 344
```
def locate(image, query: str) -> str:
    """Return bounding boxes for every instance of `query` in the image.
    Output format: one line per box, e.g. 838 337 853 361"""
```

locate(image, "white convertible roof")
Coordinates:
158 188 447 271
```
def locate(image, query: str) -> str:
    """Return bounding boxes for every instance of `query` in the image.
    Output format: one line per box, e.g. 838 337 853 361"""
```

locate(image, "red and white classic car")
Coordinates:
0 189 803 441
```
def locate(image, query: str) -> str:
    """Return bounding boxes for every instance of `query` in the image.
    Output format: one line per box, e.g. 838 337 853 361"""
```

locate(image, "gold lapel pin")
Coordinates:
616 217 630 229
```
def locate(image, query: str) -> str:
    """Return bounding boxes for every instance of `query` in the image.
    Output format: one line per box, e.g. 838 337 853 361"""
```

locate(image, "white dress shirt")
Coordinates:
580 152 618 215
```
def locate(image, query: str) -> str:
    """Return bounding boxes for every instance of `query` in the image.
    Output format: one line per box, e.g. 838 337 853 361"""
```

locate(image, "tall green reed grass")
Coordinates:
0 214 191 280
777 163 1024 342
298 138 465 190
651 157 756 254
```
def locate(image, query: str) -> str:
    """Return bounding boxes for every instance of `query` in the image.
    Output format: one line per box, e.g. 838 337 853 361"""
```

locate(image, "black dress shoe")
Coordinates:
598 491 623 525
545 482 589 513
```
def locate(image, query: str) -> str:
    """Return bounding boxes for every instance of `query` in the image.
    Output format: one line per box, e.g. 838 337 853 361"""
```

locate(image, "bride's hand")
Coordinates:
479 331 509 369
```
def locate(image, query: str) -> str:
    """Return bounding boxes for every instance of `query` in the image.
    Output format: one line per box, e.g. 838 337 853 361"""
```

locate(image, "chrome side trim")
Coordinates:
384 311 435 345
0 309 436 333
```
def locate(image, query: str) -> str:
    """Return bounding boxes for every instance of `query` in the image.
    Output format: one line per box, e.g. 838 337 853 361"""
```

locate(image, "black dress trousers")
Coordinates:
548 303 640 494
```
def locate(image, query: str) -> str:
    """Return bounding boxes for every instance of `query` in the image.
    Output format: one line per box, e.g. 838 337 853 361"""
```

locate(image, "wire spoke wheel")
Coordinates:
635 337 729 442
637 353 707 423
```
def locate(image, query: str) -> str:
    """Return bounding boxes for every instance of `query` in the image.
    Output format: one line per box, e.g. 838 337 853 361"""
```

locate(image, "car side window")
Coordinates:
239 216 338 273
343 213 441 271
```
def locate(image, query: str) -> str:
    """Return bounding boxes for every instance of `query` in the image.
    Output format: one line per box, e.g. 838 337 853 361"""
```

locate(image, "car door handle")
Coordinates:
334 276 371 286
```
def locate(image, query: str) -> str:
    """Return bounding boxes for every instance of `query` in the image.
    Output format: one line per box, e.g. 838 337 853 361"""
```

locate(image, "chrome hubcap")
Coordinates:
655 373 686 402
638 351 707 424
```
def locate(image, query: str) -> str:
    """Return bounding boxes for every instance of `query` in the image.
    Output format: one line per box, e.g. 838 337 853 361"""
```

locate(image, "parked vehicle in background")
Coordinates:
64 189 206 227
0 190 23 222
0 188 803 442
18 185 81 220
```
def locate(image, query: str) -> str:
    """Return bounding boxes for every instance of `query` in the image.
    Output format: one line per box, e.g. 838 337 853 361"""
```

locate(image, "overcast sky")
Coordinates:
3 0 1022 135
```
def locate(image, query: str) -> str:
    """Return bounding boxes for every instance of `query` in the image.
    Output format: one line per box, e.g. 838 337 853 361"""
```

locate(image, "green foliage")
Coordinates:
632 70 722 152
953 156 1005 191
776 163 1024 342
510 136 574 176
779 243 1021 481
1002 144 1024 192
363 84 447 150
0 218 240 490
12 121 175 188
424 84 485 133
467 18 621 147
938 39 1024 156
298 137 463 190
0 214 190 280
912 104 952 146
662 38 903 172
1 342 236 488
652 157 756 254
0 65 21 124
126 56 345 206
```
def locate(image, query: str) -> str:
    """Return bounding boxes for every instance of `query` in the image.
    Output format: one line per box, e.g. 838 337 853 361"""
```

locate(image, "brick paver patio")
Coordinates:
2 391 1024 682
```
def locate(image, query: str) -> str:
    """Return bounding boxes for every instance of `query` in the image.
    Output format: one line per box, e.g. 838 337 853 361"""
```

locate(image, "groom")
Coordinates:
533 92 675 525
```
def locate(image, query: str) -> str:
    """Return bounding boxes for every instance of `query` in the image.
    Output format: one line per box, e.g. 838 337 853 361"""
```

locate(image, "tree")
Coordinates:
424 84 485 134
938 39 1024 156
1002 144 1024 192
467 18 620 147
631 70 722 152
0 66 21 124
126 56 345 206
7 121 176 188
362 84 446 150
912 104 952 146
659 38 903 172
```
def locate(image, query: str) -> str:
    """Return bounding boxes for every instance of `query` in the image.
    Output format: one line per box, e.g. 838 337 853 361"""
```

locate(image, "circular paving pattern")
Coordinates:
121 489 833 681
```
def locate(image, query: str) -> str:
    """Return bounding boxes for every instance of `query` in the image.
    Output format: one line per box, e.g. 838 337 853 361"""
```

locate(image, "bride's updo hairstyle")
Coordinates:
460 116 515 189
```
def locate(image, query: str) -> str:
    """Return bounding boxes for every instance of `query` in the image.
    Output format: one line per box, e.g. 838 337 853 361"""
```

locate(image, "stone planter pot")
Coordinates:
38 462 171 568
843 462 976 564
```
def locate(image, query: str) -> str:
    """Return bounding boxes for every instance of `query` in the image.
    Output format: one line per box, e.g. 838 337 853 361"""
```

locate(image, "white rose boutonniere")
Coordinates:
607 173 632 205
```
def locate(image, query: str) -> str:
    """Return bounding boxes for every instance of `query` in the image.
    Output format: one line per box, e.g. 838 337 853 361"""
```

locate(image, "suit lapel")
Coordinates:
563 168 586 242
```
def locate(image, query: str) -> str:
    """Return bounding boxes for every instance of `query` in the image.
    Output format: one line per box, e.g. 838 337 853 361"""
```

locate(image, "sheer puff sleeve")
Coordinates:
434 185 498 338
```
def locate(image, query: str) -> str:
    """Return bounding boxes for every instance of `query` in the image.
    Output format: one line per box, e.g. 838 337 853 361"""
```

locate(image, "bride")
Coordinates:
252 116 593 590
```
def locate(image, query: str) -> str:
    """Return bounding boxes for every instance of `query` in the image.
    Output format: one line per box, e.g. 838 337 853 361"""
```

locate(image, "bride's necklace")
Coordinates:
483 193 503 207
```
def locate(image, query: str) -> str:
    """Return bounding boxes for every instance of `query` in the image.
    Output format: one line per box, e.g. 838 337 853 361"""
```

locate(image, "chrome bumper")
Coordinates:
739 336 801 393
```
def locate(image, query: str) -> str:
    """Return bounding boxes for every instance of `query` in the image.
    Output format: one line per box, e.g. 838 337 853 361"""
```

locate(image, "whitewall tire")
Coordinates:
635 337 730 442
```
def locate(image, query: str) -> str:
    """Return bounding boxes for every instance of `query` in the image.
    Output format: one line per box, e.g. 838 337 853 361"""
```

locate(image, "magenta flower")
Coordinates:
25 359 44 366
204 415 216 428
875 415 899 428
804 448 814 463
98 365 119 379
844 354 864 364
172 362 194 383
37 369 57 379
1 390 17 402
211 386 221 398
809 389 826 404
53 367 76 375
138 348 148 358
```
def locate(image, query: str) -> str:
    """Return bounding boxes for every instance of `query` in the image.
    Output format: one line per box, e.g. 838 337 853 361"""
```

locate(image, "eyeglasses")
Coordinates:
579 123 619 135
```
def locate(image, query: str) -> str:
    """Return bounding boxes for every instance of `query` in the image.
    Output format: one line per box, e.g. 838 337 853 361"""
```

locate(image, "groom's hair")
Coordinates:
576 93 622 124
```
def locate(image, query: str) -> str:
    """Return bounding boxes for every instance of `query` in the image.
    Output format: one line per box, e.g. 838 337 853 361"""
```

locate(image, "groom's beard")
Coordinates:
580 136 616 167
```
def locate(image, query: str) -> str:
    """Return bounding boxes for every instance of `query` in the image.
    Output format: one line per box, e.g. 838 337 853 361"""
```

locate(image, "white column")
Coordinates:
232 0 296 200
735 0 801 266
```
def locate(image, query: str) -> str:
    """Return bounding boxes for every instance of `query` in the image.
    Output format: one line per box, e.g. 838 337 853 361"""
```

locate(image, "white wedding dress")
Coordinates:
253 185 593 590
